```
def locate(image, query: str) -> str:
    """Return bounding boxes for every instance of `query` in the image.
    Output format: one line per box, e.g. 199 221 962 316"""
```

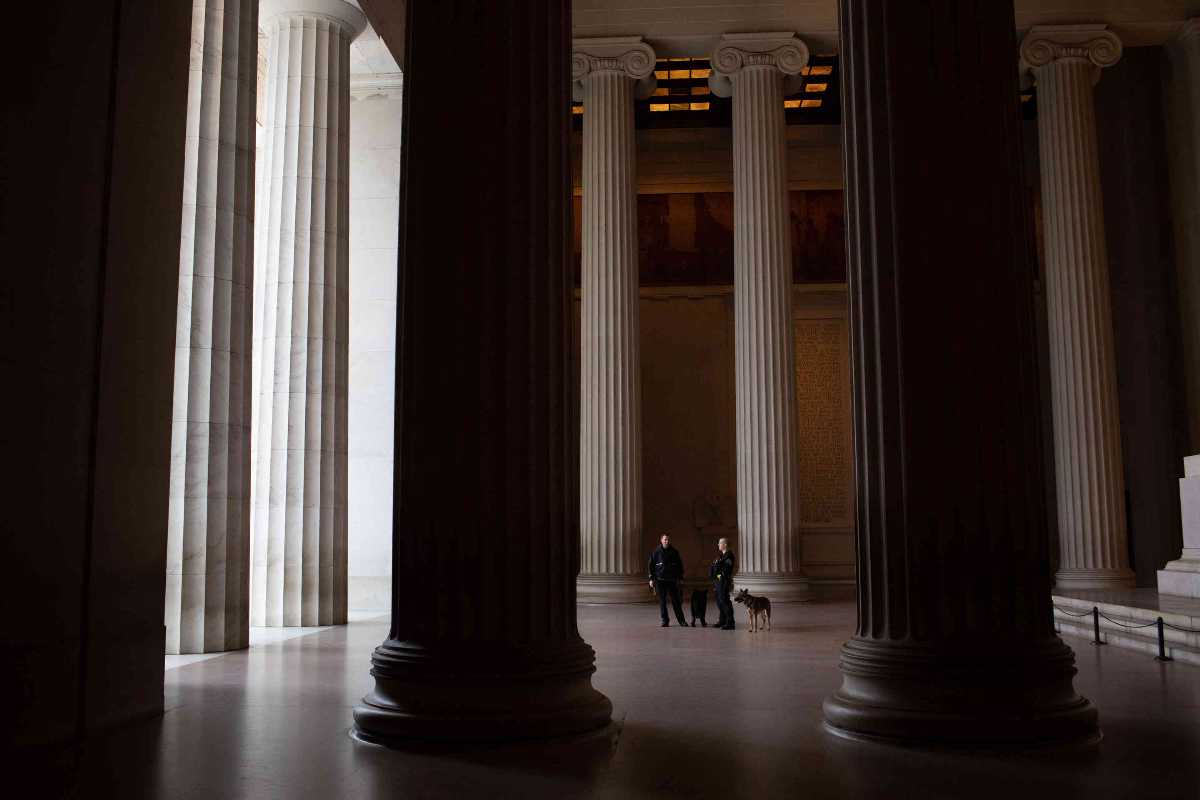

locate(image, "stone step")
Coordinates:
1052 595 1200 666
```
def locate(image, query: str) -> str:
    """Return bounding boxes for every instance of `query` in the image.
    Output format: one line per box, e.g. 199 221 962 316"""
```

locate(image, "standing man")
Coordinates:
648 533 689 627
710 537 736 630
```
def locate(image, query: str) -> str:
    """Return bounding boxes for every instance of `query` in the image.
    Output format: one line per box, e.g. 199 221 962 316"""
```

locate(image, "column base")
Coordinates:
1158 552 1200 598
734 574 813 602
577 574 654 603
352 639 613 744
823 637 1099 747
1055 567 1136 591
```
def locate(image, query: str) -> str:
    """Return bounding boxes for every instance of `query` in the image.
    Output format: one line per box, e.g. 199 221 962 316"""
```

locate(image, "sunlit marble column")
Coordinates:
166 0 258 655
710 33 811 602
1021 25 1134 590
824 0 1096 746
352 0 612 743
573 37 655 603
251 0 365 627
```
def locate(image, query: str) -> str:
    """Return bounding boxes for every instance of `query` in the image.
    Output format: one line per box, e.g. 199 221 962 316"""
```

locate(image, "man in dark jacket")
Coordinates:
710 537 736 630
648 533 689 627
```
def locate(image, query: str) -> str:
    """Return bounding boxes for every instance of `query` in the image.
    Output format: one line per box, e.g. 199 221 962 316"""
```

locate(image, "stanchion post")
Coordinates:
1156 617 1173 662
1092 607 1105 646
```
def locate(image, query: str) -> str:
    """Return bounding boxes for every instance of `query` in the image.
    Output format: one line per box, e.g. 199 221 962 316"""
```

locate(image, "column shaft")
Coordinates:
712 35 811 602
353 0 612 744
824 0 1097 745
1023 26 1134 590
251 0 364 627
575 39 654 603
166 0 258 654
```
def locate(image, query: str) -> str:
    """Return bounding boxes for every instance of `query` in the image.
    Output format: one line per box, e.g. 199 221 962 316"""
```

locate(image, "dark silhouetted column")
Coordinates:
352 0 613 743
823 0 1098 745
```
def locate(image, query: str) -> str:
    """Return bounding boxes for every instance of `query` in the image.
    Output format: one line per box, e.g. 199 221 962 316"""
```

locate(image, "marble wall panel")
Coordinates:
346 87 400 612
569 283 854 595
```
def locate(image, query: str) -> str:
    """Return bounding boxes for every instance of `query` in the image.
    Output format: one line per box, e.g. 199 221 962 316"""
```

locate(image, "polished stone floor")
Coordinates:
68 602 1200 799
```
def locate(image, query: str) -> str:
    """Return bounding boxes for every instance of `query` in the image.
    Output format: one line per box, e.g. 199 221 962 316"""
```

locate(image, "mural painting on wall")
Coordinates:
572 190 846 286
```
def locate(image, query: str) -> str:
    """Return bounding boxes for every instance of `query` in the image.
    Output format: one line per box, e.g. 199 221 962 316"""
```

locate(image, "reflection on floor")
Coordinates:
75 603 1199 799
164 611 384 670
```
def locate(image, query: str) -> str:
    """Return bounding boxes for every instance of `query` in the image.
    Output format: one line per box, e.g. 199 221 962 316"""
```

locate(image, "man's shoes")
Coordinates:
722 624 735 630
661 621 669 627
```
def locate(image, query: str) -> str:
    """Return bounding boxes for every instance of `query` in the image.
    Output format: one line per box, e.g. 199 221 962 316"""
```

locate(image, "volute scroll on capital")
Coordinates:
572 37 658 100
707 33 810 98
1019 25 1122 77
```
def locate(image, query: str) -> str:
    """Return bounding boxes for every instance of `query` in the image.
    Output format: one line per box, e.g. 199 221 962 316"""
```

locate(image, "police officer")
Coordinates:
710 537 736 630
647 533 688 627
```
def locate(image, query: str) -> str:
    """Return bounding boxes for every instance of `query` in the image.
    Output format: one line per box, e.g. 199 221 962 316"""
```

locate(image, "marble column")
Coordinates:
824 0 1097 745
709 33 811 602
166 0 258 655
251 0 365 627
352 0 612 743
1166 20 1200 451
573 37 655 603
1021 25 1135 590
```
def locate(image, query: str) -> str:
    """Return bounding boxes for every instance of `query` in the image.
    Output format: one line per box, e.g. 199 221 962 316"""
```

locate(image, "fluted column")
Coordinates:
166 0 258 655
250 0 365 627
573 38 655 604
1021 25 1134 590
823 0 1096 745
710 33 811 602
351 0 612 744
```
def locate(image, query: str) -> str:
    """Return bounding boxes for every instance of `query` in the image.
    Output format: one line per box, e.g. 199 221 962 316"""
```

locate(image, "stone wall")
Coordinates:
347 84 402 612
571 285 856 596
1096 46 1189 585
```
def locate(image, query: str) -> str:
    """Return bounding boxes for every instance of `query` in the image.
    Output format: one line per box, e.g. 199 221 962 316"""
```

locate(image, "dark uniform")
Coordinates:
648 544 689 626
710 549 736 629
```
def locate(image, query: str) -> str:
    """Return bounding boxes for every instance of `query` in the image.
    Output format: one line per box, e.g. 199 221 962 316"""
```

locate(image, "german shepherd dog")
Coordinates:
734 588 771 633
690 588 709 627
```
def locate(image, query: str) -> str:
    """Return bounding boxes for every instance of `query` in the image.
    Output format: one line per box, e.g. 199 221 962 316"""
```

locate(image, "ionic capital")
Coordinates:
1020 24 1122 78
572 37 657 99
708 32 809 98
